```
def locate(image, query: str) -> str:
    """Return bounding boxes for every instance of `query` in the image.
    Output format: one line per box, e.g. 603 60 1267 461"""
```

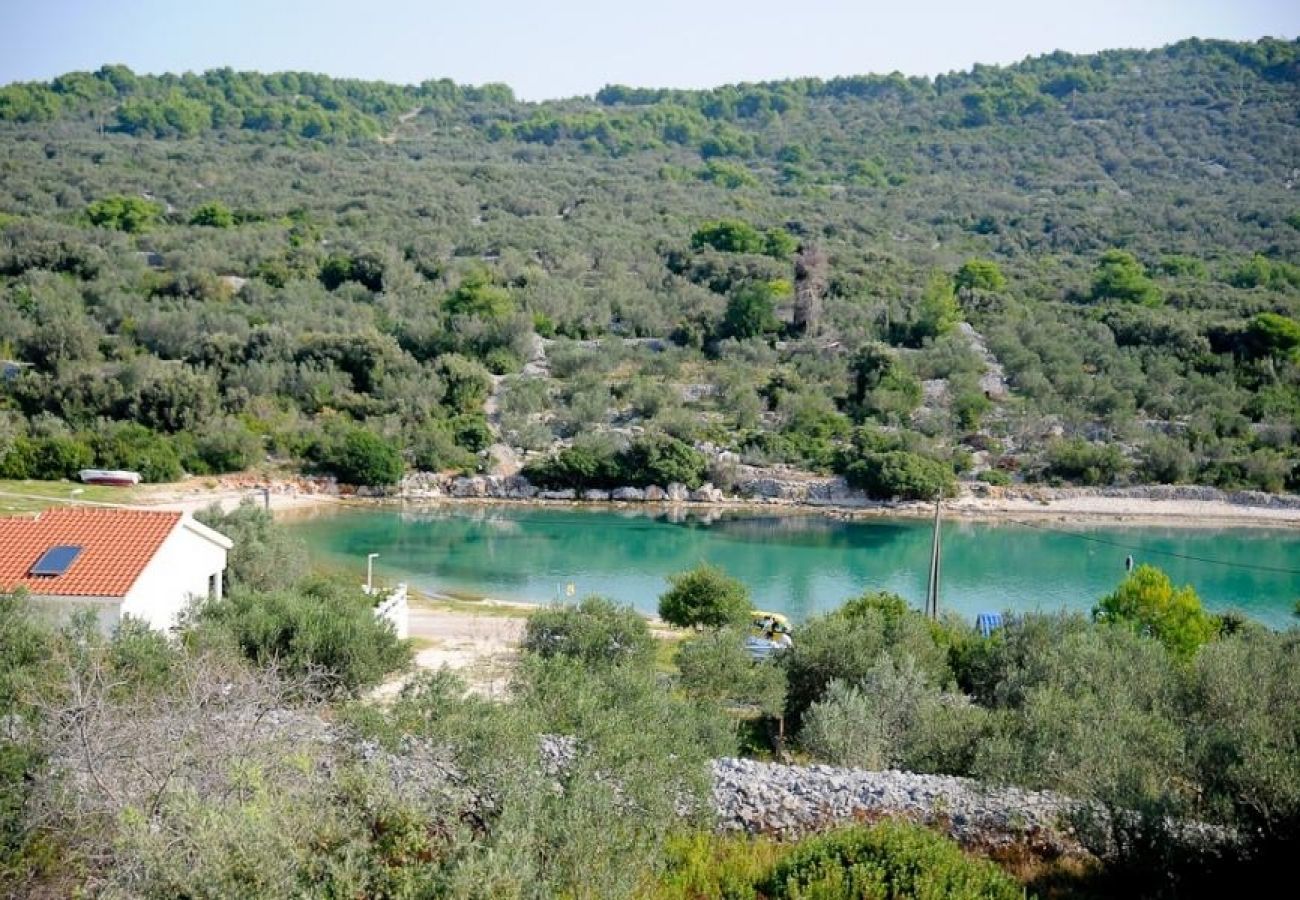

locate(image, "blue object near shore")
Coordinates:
976 612 1003 638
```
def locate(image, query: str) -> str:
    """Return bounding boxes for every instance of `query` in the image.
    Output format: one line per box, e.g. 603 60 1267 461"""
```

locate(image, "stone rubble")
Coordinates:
711 757 1080 851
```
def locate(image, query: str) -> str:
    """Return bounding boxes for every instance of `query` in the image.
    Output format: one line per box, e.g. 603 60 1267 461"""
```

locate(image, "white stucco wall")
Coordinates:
119 517 230 632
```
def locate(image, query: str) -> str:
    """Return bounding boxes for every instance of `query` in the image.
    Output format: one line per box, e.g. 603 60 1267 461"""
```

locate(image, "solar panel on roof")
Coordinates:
29 545 83 576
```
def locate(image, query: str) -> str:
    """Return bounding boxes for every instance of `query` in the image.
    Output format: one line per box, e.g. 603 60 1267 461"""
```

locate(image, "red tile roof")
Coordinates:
0 508 183 597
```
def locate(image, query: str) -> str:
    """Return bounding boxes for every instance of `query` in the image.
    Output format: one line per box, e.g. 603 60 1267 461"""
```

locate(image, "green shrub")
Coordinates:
189 201 234 228
977 469 1011 486
955 258 1006 292
1042 438 1128 486
675 626 786 716
755 822 1024 900
523 438 621 489
0 435 93 480
658 563 752 629
781 602 951 730
192 577 409 695
312 425 404 486
801 657 986 774
1185 631 1300 857
184 420 262 474
622 432 707 488
409 420 478 472
1093 565 1218 659
841 451 956 500
90 422 182 482
522 596 653 670
194 500 308 592
85 195 161 233
1092 249 1161 305
524 433 707 490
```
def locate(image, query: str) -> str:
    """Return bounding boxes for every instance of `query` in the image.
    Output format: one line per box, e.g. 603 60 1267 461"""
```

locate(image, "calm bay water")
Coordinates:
289 505 1300 629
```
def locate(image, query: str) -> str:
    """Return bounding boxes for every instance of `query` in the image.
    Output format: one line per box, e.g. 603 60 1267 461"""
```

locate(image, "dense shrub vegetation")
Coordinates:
0 38 1295 491
3 498 1300 895
773 574 1300 892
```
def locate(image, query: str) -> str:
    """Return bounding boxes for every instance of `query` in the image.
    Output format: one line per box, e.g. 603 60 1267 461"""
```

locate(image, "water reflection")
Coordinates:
289 504 1300 628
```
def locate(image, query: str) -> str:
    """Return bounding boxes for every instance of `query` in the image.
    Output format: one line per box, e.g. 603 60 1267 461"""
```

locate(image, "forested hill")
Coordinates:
1 38 1298 494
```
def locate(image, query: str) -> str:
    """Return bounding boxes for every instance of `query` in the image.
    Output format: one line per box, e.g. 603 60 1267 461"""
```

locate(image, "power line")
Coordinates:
977 509 1300 576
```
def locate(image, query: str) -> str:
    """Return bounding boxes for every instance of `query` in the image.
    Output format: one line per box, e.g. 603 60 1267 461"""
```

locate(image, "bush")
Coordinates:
781 600 951 730
313 425 404 486
1092 249 1161 305
85 195 161 233
524 433 707 490
522 596 653 670
955 258 1006 292
188 201 234 228
0 435 93 480
1093 565 1218 659
194 500 308 592
523 438 621 490
755 822 1024 900
192 577 410 695
841 450 956 500
977 469 1011 486
90 422 182 482
1185 631 1300 857
674 626 786 716
658 563 752 629
185 420 262 474
409 420 478 472
1043 438 1129 486
800 657 986 774
622 432 707 489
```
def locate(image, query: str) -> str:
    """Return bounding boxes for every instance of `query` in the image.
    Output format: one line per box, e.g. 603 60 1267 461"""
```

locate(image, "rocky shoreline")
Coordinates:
161 468 1300 527
382 469 1300 511
347 469 1300 527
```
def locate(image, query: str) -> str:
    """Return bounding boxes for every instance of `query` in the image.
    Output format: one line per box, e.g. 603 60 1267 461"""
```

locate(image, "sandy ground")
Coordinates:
370 598 528 701
940 494 1300 527
139 483 344 515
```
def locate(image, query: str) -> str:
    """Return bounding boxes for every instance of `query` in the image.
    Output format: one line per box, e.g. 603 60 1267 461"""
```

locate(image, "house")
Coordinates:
0 507 233 633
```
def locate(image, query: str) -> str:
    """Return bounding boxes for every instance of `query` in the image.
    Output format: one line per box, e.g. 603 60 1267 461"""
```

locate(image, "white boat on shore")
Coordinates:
78 469 142 486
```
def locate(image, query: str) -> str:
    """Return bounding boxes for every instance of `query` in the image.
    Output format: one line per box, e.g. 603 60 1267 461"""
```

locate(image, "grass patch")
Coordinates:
0 478 141 515
653 632 687 676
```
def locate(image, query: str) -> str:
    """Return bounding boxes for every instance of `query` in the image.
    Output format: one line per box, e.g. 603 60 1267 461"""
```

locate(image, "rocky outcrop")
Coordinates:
610 487 645 501
665 482 690 502
730 466 866 505
690 483 724 503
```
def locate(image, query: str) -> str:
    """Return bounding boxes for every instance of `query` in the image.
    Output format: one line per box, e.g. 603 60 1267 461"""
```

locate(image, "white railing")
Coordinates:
373 583 409 640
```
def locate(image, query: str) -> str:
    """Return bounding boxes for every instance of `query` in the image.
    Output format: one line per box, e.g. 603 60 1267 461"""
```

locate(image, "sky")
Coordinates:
1 0 1297 100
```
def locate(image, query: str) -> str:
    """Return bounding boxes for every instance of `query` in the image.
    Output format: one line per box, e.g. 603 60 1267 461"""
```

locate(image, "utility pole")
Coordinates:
925 494 942 620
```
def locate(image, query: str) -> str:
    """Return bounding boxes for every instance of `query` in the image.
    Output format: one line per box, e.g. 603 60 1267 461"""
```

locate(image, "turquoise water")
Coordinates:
288 505 1300 629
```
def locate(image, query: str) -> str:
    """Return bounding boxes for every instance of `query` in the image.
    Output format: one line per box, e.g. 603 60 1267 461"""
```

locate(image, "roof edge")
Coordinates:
181 515 234 550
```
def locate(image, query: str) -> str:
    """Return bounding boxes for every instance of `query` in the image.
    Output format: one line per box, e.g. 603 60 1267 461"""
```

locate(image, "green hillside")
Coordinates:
1 38 1297 491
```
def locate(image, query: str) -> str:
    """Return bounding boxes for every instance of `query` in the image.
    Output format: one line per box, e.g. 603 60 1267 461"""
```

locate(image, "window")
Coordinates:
28 545 84 576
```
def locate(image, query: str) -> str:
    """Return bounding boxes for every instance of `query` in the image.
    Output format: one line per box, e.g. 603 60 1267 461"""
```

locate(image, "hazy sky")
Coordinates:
2 0 1296 100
